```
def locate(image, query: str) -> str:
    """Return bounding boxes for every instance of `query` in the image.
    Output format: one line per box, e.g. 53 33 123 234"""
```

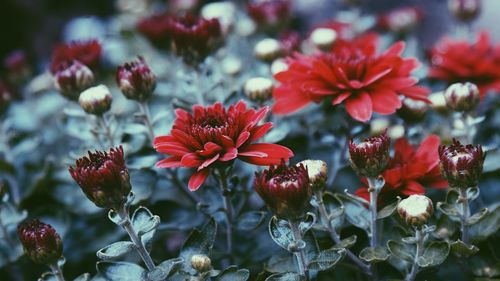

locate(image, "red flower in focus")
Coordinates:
273 35 429 122
429 32 500 99
355 135 448 205
154 100 293 191
50 40 102 74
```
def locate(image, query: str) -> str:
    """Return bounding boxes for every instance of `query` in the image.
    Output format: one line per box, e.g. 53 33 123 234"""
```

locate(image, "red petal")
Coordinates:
249 123 273 142
272 87 312 114
401 181 425 196
239 143 293 165
198 154 220 171
394 138 415 162
188 169 210 191
220 148 238 161
370 89 402 115
156 157 182 168
236 131 251 148
414 135 441 170
181 153 203 168
345 92 373 122
331 92 351 105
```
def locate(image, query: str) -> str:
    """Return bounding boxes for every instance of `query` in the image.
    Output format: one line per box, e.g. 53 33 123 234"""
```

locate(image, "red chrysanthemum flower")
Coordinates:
429 32 500 99
272 35 430 122
137 12 173 47
50 40 102 74
355 135 448 205
154 100 294 191
18 219 63 265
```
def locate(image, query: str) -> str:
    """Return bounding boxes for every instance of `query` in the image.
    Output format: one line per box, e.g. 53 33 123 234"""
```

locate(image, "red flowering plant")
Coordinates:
272 34 430 122
429 32 500 99
50 39 102 74
154 100 293 191
355 135 448 205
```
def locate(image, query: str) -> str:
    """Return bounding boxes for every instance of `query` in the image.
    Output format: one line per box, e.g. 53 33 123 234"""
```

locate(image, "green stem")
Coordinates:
98 115 114 147
406 229 424 281
138 101 155 143
117 206 156 271
49 263 66 281
288 220 309 280
367 177 379 248
217 169 234 263
459 188 470 245
462 113 472 144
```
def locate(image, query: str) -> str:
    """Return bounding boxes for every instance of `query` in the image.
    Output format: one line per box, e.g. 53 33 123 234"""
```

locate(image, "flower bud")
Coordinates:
397 195 433 227
18 220 63 264
271 58 288 75
254 38 282 62
429 92 449 115
438 139 485 188
247 0 291 32
221 57 242 76
201 2 236 34
79 85 112 115
296 160 327 192
244 77 273 102
54 60 95 101
69 146 131 210
348 131 390 177
310 28 337 51
448 0 480 23
396 98 428 124
116 56 156 102
191 254 212 272
378 7 421 35
254 161 311 220
444 82 480 112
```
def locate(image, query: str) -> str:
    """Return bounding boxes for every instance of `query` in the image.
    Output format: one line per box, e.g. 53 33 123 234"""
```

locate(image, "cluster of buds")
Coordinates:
69 146 131 210
116 56 156 102
247 0 291 33
254 161 311 220
18 219 63 265
54 60 95 101
438 139 485 188
244 77 274 103
397 195 434 228
396 97 428 124
348 131 390 178
444 82 480 112
448 0 481 23
79 85 112 115
296 159 328 192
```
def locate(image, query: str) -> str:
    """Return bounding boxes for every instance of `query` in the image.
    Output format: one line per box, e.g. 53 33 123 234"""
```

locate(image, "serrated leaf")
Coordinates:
73 273 90 281
132 207 160 236
268 216 293 251
377 198 400 219
180 218 217 272
96 241 135 260
417 241 450 268
308 248 345 271
332 235 357 250
216 266 250 281
467 208 489 225
236 211 266 231
387 240 414 263
97 261 146 281
359 246 389 263
265 272 305 281
469 205 500 242
335 194 370 230
450 240 479 256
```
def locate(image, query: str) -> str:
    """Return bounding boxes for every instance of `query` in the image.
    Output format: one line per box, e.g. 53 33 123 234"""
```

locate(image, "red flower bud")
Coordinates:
18 220 63 265
247 0 291 32
397 195 434 227
397 97 428 124
50 40 102 74
444 82 480 112
438 139 485 188
69 146 131 210
116 56 156 101
349 131 390 177
79 85 112 115
254 161 311 220
54 60 95 101
448 0 481 23
297 159 328 192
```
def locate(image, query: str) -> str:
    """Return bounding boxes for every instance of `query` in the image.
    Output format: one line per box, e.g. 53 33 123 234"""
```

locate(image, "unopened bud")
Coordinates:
448 0 480 23
18 220 63 264
444 82 480 112
191 254 212 272
297 160 328 191
349 131 390 178
244 77 273 102
79 85 112 115
54 60 95 101
397 195 433 227
310 28 337 51
255 38 282 62
397 98 428 123
271 58 288 75
438 139 485 188
429 92 449 115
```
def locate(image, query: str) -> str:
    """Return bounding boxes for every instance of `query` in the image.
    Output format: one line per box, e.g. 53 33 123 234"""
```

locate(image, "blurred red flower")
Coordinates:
272 35 429 122
429 32 500 99
50 40 102 74
154 101 293 191
355 135 448 205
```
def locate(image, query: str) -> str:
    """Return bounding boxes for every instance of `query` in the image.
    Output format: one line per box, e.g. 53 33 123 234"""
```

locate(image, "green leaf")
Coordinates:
466 187 480 201
322 192 344 229
335 194 370 230
467 208 489 225
359 246 390 263
236 211 266 231
0 201 27 226
156 257 183 277
96 241 135 260
265 272 305 281
96 261 146 281
469 205 500 242
377 198 400 219
73 273 90 281
299 213 316 234
180 218 217 272
417 241 450 268
332 235 357 250
146 267 168 281
268 216 293 251
450 240 479 256
216 266 250 281
436 202 461 219
433 214 458 239
387 240 414 263
308 248 346 271
132 207 160 237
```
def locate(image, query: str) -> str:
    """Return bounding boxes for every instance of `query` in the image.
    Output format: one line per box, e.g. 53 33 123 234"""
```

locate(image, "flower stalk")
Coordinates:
98 115 114 147
216 168 234 263
116 204 156 271
137 101 155 142
367 177 380 248
288 220 309 280
49 263 66 281
459 188 470 245
405 228 424 281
